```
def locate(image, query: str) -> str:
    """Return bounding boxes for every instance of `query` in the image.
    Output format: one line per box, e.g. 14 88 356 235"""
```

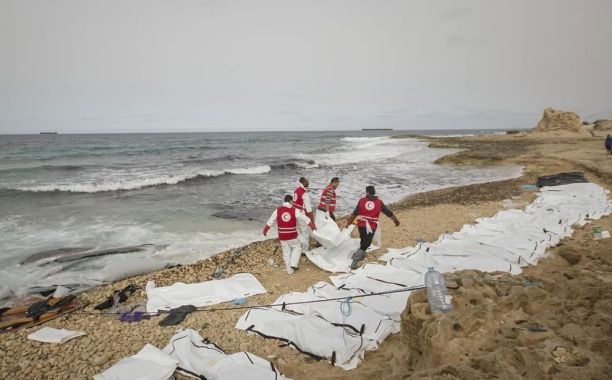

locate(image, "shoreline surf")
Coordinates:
0 132 524 304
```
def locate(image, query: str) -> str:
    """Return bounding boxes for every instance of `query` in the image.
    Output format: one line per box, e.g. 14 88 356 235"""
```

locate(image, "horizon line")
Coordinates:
0 127 527 136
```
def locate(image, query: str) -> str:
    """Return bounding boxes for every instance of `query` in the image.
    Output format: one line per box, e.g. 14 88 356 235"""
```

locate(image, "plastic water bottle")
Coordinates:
424 267 453 313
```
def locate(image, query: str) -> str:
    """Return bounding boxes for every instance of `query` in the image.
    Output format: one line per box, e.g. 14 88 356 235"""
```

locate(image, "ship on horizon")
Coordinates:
362 128 393 131
39 131 58 134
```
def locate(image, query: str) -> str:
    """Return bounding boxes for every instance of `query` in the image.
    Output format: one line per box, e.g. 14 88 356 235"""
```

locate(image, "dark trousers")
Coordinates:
358 226 376 251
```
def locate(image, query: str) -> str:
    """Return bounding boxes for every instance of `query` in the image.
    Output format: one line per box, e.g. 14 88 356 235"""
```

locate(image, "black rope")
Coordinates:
176 367 207 380
72 285 426 316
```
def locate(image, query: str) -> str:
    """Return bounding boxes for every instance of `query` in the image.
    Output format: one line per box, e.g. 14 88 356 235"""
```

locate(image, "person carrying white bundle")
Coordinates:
263 195 316 274
317 177 340 222
345 185 400 269
293 177 315 251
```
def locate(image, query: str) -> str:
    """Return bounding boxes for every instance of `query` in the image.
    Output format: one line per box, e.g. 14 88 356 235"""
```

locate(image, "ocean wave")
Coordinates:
341 137 390 143
302 138 421 167
225 165 271 175
270 160 319 170
11 165 271 193
40 165 87 171
0 164 92 173
31 145 222 162
0 220 264 302
179 154 243 165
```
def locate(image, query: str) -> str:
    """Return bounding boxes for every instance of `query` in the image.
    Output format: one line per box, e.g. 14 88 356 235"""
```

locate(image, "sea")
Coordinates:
0 130 523 301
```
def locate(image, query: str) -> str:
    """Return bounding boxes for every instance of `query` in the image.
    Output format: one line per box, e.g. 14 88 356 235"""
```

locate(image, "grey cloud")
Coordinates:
0 0 611 133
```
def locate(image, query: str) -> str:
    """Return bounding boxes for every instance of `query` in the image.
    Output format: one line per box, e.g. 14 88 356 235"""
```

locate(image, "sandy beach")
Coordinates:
1 132 611 380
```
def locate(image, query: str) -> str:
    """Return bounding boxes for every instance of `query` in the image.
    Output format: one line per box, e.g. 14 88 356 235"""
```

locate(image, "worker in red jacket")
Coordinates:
346 186 400 269
263 195 316 274
293 177 314 251
317 177 340 221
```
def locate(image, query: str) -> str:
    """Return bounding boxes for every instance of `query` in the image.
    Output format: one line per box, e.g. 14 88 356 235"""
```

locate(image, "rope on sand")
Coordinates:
72 285 426 317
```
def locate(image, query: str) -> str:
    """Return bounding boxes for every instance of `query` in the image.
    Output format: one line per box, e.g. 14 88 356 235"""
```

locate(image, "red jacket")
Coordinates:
357 197 382 229
276 206 298 240
293 186 306 211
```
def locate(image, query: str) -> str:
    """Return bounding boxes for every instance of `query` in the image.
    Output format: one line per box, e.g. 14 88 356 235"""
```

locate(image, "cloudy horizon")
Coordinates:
1 0 611 134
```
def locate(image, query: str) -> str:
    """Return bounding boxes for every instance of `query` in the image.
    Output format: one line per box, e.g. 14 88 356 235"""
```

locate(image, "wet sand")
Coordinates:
1 133 611 380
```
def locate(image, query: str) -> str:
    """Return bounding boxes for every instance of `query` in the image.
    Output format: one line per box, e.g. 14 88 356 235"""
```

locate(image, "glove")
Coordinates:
262 225 270 236
308 222 317 231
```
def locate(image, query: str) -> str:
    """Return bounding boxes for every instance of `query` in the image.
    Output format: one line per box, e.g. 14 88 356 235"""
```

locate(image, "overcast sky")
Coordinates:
1 0 611 133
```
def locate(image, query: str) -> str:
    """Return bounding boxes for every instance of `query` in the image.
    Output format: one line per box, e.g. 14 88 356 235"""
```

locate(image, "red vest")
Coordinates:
318 184 336 213
357 197 382 229
276 206 298 241
293 186 306 211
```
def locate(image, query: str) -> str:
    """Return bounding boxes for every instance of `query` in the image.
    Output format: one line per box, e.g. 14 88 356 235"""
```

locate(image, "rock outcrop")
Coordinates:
530 108 593 136
594 119 612 131
534 108 583 133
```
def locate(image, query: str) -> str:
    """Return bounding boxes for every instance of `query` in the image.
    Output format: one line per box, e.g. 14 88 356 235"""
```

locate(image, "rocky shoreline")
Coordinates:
1 132 611 380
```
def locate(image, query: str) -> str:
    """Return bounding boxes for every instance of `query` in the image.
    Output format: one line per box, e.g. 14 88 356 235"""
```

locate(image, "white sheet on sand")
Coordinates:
380 183 612 276
330 263 424 294
27 327 86 344
305 237 359 273
236 183 611 371
146 273 266 313
95 331 289 380
235 280 408 370
234 272 410 369
327 263 421 320
307 281 410 322
236 307 375 370
94 344 179 380
163 329 291 380
271 292 397 344
307 220 381 273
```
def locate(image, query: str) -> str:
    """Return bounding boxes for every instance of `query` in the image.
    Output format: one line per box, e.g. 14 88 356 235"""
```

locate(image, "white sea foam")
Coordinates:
341 137 390 143
0 132 527 303
309 137 424 167
292 161 320 169
225 165 271 175
15 165 272 193
0 217 263 302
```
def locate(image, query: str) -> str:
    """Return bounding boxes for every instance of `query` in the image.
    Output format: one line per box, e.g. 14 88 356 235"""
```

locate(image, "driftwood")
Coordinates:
0 296 86 333
22 244 154 265
53 244 154 263
21 247 93 265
